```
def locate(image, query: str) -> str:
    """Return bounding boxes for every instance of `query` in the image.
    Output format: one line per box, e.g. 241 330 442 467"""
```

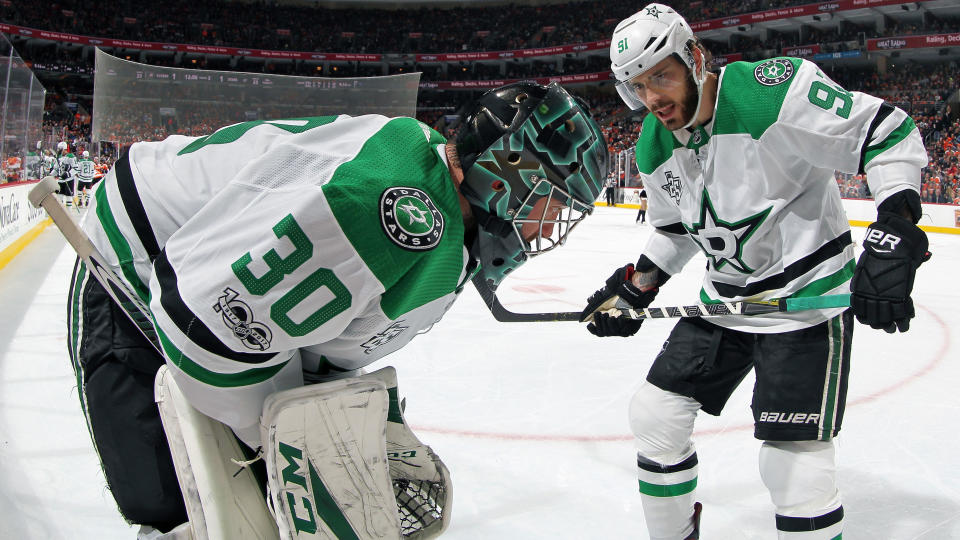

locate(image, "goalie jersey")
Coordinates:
637 57 926 332
81 115 469 445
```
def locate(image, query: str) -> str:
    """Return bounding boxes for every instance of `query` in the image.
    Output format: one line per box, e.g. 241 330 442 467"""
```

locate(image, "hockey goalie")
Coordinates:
61 82 608 539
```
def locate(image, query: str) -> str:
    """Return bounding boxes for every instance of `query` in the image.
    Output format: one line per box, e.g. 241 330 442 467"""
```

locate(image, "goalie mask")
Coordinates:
456 82 608 290
610 4 707 129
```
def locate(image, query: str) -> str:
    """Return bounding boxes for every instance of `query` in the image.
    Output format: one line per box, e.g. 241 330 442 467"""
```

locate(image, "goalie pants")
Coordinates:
67 258 188 532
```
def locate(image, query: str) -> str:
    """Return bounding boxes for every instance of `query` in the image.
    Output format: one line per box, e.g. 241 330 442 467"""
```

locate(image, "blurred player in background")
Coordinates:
54 141 76 206
582 4 930 539
67 81 608 538
74 150 96 207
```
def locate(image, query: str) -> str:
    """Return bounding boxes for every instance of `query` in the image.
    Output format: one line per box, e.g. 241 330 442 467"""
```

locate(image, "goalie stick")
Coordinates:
472 274 580 322
28 176 161 353
472 272 850 322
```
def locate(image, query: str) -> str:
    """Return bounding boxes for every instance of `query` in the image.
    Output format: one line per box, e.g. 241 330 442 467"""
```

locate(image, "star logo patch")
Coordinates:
754 59 795 86
645 5 664 18
380 187 444 251
683 189 772 274
661 170 683 204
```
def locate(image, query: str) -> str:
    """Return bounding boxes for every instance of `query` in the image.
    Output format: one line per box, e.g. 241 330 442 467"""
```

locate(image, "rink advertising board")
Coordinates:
0 181 48 258
868 33 960 51
689 0 910 32
2 6 953 65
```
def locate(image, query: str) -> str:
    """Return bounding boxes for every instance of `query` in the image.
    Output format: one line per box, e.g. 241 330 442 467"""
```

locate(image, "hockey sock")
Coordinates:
637 450 699 540
760 440 843 539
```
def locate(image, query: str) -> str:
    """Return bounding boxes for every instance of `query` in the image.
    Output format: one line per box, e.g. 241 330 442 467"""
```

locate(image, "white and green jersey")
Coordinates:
637 58 926 333
25 151 40 178
55 151 76 180
76 157 96 183
42 154 55 176
79 115 469 445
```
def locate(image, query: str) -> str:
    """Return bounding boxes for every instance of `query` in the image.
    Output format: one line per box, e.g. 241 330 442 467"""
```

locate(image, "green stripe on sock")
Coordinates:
638 477 698 497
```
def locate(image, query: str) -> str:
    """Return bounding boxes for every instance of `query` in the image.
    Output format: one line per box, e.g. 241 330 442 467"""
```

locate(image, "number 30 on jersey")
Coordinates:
231 214 352 337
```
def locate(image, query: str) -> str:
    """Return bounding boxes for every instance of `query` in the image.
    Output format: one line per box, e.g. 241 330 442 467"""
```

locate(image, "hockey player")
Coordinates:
41 148 56 177
66 82 608 538
74 150 96 207
25 141 42 180
581 5 930 539
54 141 76 205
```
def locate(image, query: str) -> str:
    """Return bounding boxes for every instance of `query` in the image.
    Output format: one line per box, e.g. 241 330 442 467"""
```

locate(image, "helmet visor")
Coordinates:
512 178 592 256
614 65 687 111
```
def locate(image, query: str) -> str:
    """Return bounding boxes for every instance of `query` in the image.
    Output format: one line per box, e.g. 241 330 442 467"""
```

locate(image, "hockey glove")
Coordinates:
850 212 930 333
580 257 667 337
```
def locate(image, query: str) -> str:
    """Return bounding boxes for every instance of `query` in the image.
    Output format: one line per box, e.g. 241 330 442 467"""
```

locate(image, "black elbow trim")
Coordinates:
655 222 688 236
858 102 895 175
878 189 921 223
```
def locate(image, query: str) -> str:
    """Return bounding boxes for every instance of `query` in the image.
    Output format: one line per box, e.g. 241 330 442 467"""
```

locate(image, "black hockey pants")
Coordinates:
67 258 187 532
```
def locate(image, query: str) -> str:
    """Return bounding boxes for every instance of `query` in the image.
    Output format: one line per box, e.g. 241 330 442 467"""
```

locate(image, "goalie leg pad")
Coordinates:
155 365 279 540
365 367 451 539
262 376 400 540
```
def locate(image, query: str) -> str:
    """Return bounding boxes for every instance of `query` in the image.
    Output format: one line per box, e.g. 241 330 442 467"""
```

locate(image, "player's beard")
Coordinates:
659 72 701 130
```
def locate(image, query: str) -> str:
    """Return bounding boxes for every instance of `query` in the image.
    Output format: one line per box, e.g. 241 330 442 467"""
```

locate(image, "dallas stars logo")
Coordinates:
380 187 444 251
645 5 664 17
754 59 795 86
661 170 682 204
683 189 771 274
398 200 431 228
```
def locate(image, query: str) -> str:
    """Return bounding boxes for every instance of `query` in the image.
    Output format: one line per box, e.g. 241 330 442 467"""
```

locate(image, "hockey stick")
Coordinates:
472 274 581 322
472 271 850 323
28 176 161 353
583 293 852 322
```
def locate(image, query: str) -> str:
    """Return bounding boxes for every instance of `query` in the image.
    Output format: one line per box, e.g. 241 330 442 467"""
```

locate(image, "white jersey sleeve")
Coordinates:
767 59 926 207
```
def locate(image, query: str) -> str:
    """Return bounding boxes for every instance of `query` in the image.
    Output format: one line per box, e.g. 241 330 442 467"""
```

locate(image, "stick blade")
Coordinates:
471 274 580 323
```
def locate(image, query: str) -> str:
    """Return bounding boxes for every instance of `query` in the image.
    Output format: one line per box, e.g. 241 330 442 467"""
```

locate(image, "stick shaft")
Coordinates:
29 177 161 352
472 272 850 324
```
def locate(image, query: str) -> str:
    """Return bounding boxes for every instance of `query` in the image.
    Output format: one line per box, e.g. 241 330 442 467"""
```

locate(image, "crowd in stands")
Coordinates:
4 0 958 204
3 0 959 59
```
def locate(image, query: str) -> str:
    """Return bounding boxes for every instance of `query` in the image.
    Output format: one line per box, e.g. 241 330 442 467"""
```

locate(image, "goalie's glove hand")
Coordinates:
580 263 660 337
851 212 930 333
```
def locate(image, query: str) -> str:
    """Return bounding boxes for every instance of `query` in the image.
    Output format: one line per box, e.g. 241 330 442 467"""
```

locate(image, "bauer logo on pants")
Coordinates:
380 187 444 251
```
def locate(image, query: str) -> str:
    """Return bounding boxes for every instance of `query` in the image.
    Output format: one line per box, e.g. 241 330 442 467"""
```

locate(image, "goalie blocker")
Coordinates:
156 365 450 540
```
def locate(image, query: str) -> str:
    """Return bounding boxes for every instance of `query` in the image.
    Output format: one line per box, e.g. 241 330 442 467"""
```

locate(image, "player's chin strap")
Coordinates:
680 46 708 131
